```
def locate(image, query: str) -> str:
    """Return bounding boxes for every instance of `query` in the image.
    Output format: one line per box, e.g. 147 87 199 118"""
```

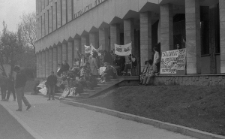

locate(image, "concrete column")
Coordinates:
45 11 48 35
40 52 42 78
62 0 67 25
53 47 58 74
42 51 46 78
140 12 153 70
38 53 42 78
124 19 134 54
57 0 62 28
36 53 39 78
220 0 225 73
160 4 173 52
46 49 49 77
89 33 98 49
185 0 201 74
67 0 72 22
58 45 62 65
53 2 57 31
110 24 120 50
99 29 105 50
74 39 81 59
99 28 110 51
49 6 53 33
49 48 53 73
68 41 73 67
81 36 88 54
62 43 67 62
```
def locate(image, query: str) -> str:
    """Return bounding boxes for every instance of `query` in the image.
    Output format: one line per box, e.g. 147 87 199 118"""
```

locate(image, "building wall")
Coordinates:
35 0 160 52
35 0 224 78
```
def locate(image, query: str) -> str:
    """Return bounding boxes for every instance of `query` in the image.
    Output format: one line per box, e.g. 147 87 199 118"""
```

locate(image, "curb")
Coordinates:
61 99 225 139
0 104 44 139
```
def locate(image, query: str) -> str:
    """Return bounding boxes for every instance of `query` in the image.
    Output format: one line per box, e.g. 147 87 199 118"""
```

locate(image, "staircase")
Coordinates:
55 76 139 101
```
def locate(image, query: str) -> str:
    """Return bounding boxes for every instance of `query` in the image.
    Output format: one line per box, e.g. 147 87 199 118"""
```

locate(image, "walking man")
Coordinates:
14 66 31 111
46 71 57 100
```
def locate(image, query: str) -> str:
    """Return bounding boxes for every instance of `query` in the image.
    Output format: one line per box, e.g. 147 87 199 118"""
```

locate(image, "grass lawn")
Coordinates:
77 85 225 136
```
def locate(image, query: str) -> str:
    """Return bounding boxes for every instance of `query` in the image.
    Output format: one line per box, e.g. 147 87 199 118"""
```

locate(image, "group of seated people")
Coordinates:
56 50 118 97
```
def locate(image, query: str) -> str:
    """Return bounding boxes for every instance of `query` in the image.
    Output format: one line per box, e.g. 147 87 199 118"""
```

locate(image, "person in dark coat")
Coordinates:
0 72 7 101
6 74 16 101
14 66 31 111
46 71 57 100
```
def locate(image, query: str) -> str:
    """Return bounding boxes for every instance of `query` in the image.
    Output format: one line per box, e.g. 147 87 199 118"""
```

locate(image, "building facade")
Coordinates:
35 0 225 78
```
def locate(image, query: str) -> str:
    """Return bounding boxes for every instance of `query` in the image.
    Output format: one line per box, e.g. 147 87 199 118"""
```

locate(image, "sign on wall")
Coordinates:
160 48 186 74
114 43 132 56
74 0 108 19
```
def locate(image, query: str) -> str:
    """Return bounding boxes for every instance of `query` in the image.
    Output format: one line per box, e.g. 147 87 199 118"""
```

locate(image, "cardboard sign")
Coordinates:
160 48 186 74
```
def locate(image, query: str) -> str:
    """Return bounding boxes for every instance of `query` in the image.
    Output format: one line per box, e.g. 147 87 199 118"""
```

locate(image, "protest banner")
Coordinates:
160 48 186 74
114 43 132 56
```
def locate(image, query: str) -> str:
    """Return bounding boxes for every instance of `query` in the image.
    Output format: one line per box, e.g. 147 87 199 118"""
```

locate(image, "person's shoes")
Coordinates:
16 109 22 111
26 105 31 110
47 99 50 101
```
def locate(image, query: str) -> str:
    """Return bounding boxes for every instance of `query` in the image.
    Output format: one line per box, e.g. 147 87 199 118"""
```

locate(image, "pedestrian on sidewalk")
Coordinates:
46 71 57 100
6 74 16 101
14 66 31 111
0 72 8 101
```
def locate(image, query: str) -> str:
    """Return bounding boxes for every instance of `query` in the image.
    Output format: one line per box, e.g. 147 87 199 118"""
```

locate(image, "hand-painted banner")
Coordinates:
84 44 102 54
114 43 132 56
160 48 186 74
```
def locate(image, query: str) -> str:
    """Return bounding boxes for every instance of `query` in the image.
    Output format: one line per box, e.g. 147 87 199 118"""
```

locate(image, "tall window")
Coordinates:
51 6 53 31
66 0 68 23
40 17 42 38
44 13 45 36
71 0 74 20
61 0 62 25
200 6 210 55
48 10 50 34
55 2 57 29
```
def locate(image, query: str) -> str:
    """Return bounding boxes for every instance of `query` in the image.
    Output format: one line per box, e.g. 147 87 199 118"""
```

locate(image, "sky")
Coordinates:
0 0 35 32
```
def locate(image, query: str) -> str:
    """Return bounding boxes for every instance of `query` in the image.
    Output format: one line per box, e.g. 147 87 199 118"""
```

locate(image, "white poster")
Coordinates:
160 48 186 74
114 43 132 56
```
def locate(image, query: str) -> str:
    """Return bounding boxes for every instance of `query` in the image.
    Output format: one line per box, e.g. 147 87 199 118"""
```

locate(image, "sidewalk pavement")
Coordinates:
0 94 196 139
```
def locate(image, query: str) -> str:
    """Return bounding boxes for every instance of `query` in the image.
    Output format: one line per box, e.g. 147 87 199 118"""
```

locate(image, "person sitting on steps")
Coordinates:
142 59 154 85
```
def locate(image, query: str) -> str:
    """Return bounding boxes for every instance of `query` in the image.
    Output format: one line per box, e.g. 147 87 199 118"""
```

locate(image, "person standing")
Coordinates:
0 72 7 101
90 51 99 87
46 71 57 100
14 66 31 111
153 46 160 74
6 74 16 101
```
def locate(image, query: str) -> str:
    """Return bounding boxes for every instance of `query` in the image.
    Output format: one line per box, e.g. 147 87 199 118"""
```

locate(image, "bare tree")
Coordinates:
19 12 37 50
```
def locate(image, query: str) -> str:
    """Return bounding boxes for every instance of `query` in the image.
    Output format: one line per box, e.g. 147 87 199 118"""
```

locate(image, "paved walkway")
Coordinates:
1 95 196 139
0 103 35 139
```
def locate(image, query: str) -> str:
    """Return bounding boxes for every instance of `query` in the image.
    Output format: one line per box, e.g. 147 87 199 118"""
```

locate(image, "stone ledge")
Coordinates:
60 99 225 139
